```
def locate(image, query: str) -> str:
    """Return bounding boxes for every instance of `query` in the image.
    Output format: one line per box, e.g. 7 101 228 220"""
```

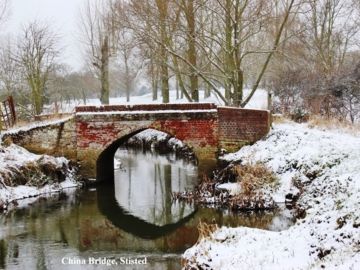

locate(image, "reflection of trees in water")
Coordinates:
116 152 196 225
0 239 7 269
222 211 276 229
36 242 46 270
79 219 124 251
164 164 171 225
181 208 279 232
0 239 21 269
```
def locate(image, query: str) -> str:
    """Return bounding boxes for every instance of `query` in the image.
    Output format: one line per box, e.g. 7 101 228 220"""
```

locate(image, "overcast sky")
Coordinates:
3 0 87 71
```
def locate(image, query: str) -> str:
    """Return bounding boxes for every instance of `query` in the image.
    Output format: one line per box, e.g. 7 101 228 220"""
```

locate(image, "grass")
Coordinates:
272 114 360 135
308 115 360 134
196 220 218 243
271 113 288 124
1 158 67 187
234 163 278 195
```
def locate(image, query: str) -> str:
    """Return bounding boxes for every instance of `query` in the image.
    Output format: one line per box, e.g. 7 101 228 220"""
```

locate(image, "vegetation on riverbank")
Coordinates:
173 162 279 211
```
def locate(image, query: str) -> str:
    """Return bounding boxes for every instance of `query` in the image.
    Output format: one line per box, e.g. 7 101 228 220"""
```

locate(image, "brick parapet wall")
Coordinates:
2 117 77 159
217 107 270 151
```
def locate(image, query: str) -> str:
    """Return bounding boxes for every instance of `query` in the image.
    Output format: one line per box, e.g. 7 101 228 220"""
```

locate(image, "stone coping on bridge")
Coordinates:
75 109 219 116
75 103 217 113
217 106 270 113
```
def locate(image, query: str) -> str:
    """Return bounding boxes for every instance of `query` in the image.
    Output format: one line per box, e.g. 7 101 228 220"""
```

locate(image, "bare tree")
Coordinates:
0 1 12 95
126 0 175 103
175 0 199 101
300 0 359 76
80 0 119 104
0 0 9 25
0 40 21 97
111 1 143 102
15 21 59 115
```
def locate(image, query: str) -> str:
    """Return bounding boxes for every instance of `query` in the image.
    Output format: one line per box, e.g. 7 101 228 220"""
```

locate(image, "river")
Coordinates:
0 148 293 269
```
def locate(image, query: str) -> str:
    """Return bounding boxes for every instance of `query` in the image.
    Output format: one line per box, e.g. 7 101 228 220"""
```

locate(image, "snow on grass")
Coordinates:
44 89 268 113
216 182 242 196
0 179 78 208
0 144 39 171
0 144 79 208
183 122 360 269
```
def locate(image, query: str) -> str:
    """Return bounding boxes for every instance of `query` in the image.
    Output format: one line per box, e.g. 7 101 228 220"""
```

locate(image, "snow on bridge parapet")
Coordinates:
75 102 217 113
1 116 77 160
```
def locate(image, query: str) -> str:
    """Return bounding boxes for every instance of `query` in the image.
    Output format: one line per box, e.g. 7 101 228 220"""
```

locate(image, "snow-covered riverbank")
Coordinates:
0 144 79 210
183 122 360 269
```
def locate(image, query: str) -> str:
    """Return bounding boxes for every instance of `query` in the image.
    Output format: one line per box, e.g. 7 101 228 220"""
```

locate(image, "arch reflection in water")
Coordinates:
97 148 199 239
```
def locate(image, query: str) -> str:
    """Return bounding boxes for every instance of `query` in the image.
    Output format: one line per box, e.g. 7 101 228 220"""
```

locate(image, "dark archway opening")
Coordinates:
96 128 147 183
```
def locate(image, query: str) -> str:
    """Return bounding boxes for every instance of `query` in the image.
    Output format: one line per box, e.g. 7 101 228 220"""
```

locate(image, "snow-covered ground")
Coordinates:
44 89 268 113
183 122 360 269
0 143 79 209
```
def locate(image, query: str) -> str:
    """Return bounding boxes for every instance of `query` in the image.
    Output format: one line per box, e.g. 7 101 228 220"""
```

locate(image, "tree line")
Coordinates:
0 0 359 123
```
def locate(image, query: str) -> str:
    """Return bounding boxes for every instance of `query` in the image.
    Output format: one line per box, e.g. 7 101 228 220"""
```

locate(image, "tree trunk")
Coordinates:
152 78 158 101
233 68 243 107
172 55 192 102
156 0 170 103
176 79 179 99
204 83 211 98
224 0 234 104
150 58 158 101
124 53 131 102
100 36 110 105
82 88 87 105
160 58 169 103
186 0 199 102
31 77 43 115
33 89 42 115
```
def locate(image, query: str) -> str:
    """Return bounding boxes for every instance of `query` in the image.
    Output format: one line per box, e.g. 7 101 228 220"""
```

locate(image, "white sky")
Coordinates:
2 0 87 71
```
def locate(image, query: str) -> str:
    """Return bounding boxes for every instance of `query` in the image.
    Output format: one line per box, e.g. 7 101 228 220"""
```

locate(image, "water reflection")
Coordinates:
97 184 197 239
113 148 198 226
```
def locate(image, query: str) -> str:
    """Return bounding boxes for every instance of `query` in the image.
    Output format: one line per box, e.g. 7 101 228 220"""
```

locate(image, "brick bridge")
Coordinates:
3 103 270 182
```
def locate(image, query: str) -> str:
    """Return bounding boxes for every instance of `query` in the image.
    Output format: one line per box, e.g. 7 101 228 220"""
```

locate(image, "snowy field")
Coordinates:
44 89 268 113
183 122 360 269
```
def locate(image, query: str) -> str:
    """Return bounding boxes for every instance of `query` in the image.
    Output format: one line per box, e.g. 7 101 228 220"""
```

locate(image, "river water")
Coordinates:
0 148 293 269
